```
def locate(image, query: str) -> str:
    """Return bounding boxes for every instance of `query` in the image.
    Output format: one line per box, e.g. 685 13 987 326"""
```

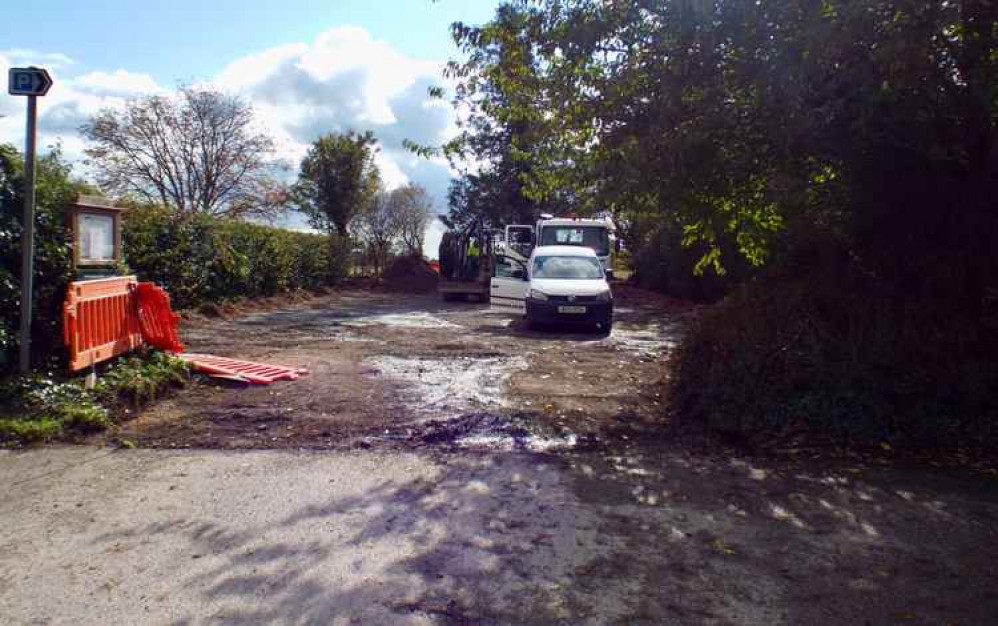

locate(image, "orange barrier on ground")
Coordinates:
65 278 306 385
135 282 185 353
63 276 143 372
177 353 308 384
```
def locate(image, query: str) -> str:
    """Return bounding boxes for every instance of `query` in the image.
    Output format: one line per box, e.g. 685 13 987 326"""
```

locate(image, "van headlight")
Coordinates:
596 289 613 302
529 289 549 301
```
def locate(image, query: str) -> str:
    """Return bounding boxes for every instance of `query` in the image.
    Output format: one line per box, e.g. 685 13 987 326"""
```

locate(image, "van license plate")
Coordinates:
558 305 587 314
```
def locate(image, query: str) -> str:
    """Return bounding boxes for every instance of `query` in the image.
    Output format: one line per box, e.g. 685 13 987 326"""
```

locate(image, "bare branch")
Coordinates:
80 86 283 218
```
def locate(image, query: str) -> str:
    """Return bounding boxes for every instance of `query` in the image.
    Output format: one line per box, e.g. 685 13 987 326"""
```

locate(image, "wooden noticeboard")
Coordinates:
69 195 126 269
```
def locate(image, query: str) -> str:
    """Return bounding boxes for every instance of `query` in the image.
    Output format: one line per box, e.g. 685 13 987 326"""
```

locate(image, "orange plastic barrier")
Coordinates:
63 276 143 372
134 282 185 353
64 278 306 385
177 353 308 384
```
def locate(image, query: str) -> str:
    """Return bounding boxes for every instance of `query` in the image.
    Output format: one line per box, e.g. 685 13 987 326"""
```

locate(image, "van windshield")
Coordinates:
539 226 610 255
532 256 604 279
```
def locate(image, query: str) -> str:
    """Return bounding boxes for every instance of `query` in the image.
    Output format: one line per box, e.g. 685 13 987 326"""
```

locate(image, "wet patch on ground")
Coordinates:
110 288 687 450
608 321 682 358
366 355 528 417
362 412 583 453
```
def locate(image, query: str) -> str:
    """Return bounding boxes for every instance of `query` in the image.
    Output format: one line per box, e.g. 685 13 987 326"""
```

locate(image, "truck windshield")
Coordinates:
539 226 610 255
533 256 604 279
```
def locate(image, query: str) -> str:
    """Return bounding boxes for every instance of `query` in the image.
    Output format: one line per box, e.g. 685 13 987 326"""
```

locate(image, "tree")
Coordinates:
354 188 400 278
294 131 380 237
392 184 433 257
438 0 998 294
406 5 550 230
80 87 286 218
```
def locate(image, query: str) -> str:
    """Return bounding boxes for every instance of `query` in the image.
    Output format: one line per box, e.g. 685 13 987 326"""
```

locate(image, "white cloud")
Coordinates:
0 55 165 163
216 25 458 231
0 48 75 70
0 26 460 256
72 70 164 96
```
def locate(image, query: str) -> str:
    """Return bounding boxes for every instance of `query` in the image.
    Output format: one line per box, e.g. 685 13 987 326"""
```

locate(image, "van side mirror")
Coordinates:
512 269 526 280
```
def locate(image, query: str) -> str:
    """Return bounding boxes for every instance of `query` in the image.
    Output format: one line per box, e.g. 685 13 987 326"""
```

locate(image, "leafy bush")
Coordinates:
0 145 93 373
122 205 346 309
0 374 108 443
0 417 62 443
630 219 756 302
94 350 189 407
672 253 998 449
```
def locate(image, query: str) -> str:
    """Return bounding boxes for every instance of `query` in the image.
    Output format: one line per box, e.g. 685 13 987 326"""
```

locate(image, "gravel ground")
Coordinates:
2 289 996 625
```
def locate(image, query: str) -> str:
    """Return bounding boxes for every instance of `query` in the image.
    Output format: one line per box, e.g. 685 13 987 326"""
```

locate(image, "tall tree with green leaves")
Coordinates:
419 5 553 230
294 131 380 237
435 0 997 297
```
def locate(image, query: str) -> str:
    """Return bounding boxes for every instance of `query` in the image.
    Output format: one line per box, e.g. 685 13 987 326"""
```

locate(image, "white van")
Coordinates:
490 245 613 332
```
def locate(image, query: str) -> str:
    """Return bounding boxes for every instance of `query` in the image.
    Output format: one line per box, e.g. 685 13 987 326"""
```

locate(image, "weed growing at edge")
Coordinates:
0 350 189 445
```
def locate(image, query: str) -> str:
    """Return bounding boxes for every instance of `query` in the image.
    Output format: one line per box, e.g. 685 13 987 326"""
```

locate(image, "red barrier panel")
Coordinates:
63 276 143 372
177 353 308 384
135 282 185 353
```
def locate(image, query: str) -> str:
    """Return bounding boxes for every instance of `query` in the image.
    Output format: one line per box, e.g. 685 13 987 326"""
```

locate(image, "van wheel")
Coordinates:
596 321 612 335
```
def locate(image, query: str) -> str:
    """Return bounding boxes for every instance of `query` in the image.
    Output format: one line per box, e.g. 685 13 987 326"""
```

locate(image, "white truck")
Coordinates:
500 215 615 279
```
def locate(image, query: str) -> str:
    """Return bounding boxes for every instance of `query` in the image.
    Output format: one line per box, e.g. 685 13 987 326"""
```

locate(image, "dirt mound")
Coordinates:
383 256 439 293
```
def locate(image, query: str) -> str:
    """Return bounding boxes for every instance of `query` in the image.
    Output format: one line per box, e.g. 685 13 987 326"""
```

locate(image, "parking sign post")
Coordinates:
8 67 53 373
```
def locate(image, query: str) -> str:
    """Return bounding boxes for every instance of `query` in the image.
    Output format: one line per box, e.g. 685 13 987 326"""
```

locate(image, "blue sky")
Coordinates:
1 0 501 253
3 1 498 86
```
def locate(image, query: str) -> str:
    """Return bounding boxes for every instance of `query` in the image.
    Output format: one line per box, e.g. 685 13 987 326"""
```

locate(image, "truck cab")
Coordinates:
502 217 615 279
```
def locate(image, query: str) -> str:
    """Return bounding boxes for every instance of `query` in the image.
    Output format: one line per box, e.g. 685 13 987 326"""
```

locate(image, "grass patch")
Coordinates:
0 416 63 443
0 350 189 446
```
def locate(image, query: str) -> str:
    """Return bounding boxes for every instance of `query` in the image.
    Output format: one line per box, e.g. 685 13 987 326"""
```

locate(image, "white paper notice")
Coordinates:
80 213 114 261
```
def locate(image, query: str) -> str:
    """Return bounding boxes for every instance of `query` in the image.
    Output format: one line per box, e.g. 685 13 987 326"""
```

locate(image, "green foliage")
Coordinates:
0 417 62 444
0 350 189 445
0 373 108 443
93 350 189 407
630 218 755 302
440 0 997 296
674 259 998 448
294 131 380 237
123 205 344 309
0 144 94 373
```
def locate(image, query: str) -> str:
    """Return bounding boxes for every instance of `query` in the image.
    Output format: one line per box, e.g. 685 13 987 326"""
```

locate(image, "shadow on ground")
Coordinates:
72 445 998 626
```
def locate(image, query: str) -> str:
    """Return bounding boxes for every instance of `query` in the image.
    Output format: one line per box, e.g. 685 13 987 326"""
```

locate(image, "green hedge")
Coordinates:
122 205 348 309
1 146 87 372
672 256 998 450
2 140 347 372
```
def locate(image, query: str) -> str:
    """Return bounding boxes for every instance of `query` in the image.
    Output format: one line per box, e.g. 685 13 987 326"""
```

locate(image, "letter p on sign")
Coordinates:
8 67 53 97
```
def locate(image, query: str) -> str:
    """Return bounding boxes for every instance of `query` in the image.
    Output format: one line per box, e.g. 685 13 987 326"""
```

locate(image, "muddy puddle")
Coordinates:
366 412 582 452
607 322 681 357
367 354 528 415
339 311 459 329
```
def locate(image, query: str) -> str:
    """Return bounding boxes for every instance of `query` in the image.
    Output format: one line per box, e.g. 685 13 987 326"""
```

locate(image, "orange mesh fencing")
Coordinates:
63 276 143 372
